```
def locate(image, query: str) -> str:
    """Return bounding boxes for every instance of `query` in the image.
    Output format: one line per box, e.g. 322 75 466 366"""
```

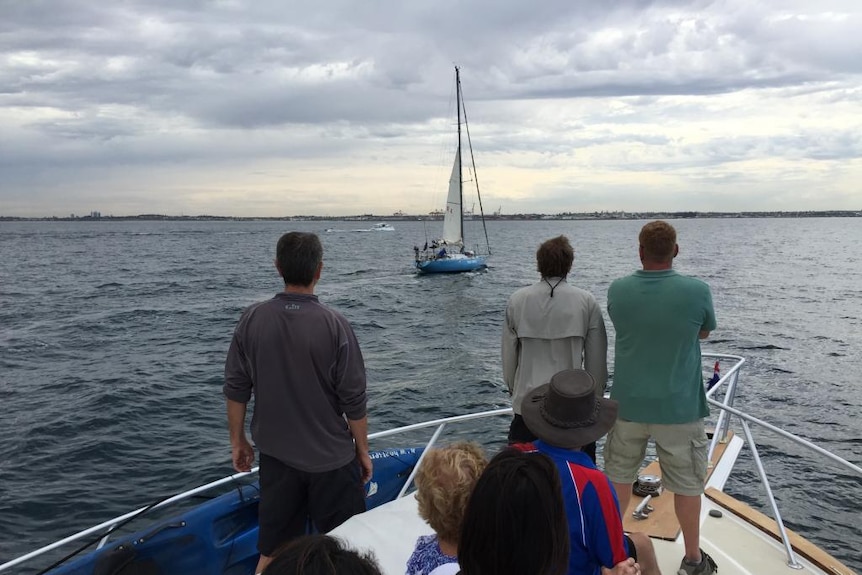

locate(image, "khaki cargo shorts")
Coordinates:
603 419 709 496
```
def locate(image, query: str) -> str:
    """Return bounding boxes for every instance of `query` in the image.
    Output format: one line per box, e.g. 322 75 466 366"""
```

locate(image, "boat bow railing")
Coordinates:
367 408 514 499
5 356 862 574
0 409 516 574
702 353 862 569
0 467 263 573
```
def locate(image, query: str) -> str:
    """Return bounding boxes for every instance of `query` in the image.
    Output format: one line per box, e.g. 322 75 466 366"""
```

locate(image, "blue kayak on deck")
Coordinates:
47 448 423 575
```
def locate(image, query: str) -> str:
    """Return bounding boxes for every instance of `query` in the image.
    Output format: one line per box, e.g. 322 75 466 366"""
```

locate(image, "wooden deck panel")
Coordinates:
621 432 732 540
705 487 858 575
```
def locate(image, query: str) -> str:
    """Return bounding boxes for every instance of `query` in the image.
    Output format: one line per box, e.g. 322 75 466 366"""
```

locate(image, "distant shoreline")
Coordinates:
1 210 860 222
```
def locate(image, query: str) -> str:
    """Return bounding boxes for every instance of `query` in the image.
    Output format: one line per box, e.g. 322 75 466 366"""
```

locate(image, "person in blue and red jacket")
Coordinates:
516 369 661 575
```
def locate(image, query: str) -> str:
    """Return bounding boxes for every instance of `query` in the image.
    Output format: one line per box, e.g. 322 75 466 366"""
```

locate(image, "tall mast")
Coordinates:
460 70 491 255
455 66 463 245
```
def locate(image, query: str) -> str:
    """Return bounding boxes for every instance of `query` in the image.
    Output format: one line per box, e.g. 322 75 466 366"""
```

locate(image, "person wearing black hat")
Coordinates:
518 369 661 575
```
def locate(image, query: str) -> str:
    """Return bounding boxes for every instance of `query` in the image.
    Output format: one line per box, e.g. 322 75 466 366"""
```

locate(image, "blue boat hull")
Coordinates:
47 448 423 575
415 256 487 274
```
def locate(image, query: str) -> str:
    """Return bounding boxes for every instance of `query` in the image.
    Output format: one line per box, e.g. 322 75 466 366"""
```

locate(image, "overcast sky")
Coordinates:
2 1 861 217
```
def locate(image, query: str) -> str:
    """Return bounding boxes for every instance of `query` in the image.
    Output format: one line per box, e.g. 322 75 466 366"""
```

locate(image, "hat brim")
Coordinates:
521 384 619 449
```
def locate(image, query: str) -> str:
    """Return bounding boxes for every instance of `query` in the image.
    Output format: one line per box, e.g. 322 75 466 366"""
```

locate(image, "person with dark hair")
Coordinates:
605 221 717 575
224 231 372 574
502 235 608 461
263 534 382 575
458 449 570 575
519 369 659 575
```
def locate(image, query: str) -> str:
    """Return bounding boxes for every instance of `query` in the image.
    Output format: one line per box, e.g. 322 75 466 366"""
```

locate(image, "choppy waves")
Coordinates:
1 218 860 571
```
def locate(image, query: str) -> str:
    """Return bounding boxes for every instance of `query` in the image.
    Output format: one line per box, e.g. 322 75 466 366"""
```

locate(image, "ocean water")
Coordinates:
0 217 860 571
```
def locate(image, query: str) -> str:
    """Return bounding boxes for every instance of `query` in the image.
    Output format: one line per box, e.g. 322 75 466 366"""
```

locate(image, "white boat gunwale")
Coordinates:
704 354 861 571
3 353 860 574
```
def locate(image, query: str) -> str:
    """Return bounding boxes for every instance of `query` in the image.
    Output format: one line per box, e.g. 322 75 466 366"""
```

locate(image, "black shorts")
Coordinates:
624 534 638 562
257 453 366 556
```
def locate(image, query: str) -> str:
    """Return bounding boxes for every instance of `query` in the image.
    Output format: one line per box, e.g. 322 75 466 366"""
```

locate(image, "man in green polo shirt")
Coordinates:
605 220 718 575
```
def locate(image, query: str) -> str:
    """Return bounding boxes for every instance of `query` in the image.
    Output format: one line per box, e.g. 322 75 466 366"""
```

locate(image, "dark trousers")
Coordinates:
257 453 365 556
508 414 597 464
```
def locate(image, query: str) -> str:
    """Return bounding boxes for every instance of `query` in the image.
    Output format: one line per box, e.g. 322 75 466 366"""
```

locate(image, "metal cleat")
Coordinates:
632 494 654 520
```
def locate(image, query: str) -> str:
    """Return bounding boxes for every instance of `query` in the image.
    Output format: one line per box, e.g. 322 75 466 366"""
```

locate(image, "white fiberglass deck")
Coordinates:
332 468 853 575
332 352 860 575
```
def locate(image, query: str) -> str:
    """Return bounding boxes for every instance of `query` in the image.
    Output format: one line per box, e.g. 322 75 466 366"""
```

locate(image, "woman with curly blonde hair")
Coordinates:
406 441 487 575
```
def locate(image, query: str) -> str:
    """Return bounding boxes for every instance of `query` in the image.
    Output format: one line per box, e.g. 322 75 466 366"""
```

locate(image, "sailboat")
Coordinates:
414 66 491 274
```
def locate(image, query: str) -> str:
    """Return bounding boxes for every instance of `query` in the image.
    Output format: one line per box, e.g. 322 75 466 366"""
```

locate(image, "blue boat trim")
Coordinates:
415 256 487 274
43 447 423 575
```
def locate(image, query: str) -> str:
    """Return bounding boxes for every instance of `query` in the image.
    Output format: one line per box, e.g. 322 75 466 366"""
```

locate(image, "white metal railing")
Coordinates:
702 352 862 569
4 358 861 574
0 408 513 574
703 352 746 458
0 469 263 573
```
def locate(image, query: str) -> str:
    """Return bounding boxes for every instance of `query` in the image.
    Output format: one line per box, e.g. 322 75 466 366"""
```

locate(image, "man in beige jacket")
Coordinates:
502 235 608 461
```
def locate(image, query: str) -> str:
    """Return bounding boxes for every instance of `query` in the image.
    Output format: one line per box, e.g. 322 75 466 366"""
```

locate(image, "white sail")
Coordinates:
441 146 462 245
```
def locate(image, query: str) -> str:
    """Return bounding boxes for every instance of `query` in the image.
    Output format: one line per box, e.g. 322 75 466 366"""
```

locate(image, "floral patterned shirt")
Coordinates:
406 534 457 575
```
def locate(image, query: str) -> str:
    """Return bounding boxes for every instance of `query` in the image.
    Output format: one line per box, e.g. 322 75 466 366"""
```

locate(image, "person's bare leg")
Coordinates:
613 481 633 519
256 554 273 574
627 531 661 575
674 493 702 563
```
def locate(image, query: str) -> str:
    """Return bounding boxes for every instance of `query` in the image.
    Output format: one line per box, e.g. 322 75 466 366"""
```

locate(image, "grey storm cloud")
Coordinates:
6 0 860 130
2 0 862 215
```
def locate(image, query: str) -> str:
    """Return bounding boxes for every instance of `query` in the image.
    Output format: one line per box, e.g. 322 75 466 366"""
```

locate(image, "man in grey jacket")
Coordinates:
224 231 372 574
502 235 608 461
